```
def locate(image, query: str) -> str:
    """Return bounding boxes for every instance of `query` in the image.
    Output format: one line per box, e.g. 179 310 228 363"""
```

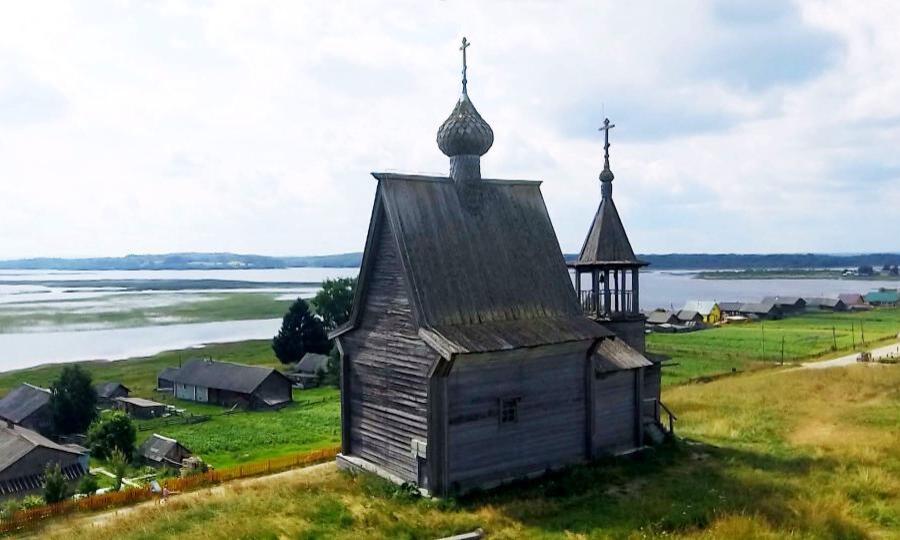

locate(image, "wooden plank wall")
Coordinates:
445 342 589 491
341 217 437 483
592 370 637 454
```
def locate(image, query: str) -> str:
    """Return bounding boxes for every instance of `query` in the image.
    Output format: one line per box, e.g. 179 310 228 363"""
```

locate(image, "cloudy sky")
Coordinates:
1 0 898 259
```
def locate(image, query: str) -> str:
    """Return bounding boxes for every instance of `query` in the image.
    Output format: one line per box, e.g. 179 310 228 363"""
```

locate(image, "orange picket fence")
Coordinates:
0 445 340 535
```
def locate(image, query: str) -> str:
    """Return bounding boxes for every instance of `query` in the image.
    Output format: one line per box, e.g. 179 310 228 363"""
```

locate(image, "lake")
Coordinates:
0 267 895 372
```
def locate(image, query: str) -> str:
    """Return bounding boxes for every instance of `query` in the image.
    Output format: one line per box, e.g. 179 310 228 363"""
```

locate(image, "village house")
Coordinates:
156 367 179 391
838 293 868 310
113 396 167 419
94 382 130 407
681 301 722 324
646 310 678 325
287 352 330 389
803 297 847 311
717 302 745 317
762 296 806 314
0 422 89 499
864 288 899 306
739 302 783 320
675 310 703 325
138 434 192 467
160 359 292 410
330 41 668 496
0 384 52 436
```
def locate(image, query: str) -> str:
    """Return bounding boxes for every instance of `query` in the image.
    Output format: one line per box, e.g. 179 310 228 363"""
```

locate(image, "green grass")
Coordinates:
0 292 292 333
649 307 900 385
0 340 341 468
38 365 900 539
133 387 340 468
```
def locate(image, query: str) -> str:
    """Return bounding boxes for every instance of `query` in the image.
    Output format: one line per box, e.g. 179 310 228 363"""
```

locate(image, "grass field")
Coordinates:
649 307 900 385
0 340 341 468
0 292 293 333
34 364 900 539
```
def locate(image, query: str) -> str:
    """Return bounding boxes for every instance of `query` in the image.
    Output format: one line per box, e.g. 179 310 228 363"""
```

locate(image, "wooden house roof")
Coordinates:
0 423 84 475
139 433 190 464
335 173 611 355
0 383 50 424
164 359 288 394
95 382 130 399
593 338 653 373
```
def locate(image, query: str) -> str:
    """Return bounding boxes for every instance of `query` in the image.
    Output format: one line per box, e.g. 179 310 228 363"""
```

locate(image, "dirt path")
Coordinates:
799 341 900 369
29 462 336 538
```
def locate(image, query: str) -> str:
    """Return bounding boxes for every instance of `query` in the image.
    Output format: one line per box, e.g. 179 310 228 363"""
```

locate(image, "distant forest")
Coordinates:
1 252 899 271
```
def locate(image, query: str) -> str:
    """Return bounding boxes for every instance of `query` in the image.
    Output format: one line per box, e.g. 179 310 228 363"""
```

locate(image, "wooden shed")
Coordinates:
138 434 191 467
113 397 167 419
331 53 668 497
95 382 130 407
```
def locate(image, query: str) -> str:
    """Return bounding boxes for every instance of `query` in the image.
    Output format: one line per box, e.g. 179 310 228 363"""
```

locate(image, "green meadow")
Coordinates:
649 307 900 385
36 364 900 539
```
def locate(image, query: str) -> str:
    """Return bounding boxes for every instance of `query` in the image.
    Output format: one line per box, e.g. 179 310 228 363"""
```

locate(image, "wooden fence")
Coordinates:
0 445 340 535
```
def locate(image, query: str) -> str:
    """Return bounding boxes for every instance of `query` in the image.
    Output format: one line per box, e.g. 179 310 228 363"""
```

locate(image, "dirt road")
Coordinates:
800 341 900 369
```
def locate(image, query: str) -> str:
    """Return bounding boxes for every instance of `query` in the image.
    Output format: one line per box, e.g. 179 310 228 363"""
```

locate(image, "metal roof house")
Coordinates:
138 434 191 467
160 359 292 410
0 422 88 499
864 289 899 306
646 310 678 325
113 397 168 419
330 40 668 497
0 384 52 436
718 302 744 316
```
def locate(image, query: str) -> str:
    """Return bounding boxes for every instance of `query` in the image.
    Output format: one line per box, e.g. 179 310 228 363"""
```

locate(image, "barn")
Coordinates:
113 397 168 419
331 43 668 496
0 384 52 436
162 359 292 410
138 434 192 467
95 382 130 407
0 422 88 499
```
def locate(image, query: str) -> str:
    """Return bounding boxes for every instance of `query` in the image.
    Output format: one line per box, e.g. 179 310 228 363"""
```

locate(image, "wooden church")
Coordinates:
331 39 671 496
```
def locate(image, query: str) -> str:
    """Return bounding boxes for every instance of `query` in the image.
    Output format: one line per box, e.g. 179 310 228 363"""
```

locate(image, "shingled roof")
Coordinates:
336 173 611 355
574 195 643 267
165 359 286 394
0 384 50 424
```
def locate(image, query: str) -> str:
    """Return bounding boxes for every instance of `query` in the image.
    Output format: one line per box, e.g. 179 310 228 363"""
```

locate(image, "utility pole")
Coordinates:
832 326 837 351
861 321 866 347
851 322 855 350
761 323 766 361
781 336 785 366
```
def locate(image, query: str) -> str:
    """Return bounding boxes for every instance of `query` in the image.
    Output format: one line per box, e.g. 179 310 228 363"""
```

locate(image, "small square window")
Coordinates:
500 398 519 424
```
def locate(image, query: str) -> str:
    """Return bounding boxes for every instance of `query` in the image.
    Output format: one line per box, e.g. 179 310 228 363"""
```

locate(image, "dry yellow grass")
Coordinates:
26 365 900 539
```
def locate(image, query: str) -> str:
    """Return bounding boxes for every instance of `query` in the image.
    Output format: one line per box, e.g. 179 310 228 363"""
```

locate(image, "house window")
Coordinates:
499 398 519 425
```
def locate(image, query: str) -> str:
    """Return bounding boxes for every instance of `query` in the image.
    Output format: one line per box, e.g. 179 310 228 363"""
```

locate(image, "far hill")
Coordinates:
0 252 898 271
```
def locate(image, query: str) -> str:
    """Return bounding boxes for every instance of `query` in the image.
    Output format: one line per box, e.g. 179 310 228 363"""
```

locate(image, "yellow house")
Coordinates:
681 301 722 324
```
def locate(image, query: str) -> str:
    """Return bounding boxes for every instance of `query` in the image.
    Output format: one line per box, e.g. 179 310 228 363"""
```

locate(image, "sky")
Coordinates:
1 0 898 259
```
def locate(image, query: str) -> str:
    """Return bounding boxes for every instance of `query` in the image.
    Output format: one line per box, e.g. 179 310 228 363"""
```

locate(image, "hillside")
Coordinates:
31 364 900 539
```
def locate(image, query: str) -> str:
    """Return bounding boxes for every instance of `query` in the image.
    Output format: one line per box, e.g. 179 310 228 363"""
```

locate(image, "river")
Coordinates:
0 268 895 372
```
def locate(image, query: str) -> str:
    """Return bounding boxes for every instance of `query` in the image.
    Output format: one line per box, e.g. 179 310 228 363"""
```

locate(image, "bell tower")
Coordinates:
569 118 649 352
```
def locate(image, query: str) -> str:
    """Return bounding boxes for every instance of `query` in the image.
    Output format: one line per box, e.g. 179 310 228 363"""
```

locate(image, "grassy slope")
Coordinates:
0 340 341 468
37 365 900 539
649 307 900 385
0 292 292 333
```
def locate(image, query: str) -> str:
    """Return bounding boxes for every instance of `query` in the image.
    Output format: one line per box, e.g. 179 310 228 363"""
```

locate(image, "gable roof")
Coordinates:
115 396 166 408
166 359 286 394
838 293 865 305
158 367 179 381
740 302 780 314
296 353 330 374
865 289 899 303
593 338 653 373
574 196 644 267
646 310 677 324
0 423 84 475
762 296 806 307
676 310 701 322
95 382 130 399
804 297 845 308
718 302 744 312
682 301 719 316
0 383 50 424
337 174 611 355
138 434 190 464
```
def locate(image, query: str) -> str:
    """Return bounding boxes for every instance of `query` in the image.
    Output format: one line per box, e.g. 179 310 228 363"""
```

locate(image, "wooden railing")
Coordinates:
643 398 677 437
0 445 340 534
578 289 634 316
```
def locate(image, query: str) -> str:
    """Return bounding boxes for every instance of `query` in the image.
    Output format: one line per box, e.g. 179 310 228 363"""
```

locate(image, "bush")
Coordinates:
77 474 99 495
42 463 68 504
109 448 128 491
86 411 136 460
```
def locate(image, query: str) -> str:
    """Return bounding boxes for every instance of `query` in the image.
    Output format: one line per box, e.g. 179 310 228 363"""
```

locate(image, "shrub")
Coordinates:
77 474 99 495
86 411 136 460
43 462 69 504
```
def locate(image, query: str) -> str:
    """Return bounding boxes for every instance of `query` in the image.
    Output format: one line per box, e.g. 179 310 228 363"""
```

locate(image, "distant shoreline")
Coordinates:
1 251 899 272
695 269 900 281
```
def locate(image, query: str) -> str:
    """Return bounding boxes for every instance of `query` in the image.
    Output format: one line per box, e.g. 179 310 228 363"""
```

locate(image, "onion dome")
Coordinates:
436 93 494 157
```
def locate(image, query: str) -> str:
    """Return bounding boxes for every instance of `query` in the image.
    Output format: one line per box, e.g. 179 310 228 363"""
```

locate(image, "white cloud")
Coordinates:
0 0 897 259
